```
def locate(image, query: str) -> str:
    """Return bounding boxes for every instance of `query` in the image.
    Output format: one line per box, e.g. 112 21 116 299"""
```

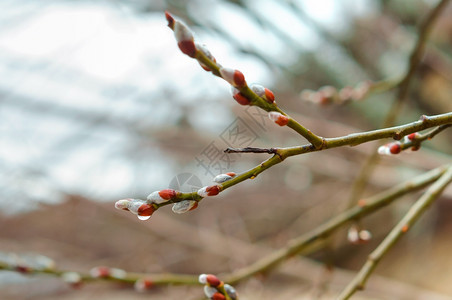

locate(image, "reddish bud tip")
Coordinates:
148 189 178 204
90 266 110 278
264 88 275 103
165 11 175 29
212 292 226 300
178 40 196 58
159 189 177 200
206 185 220 196
173 21 196 57
407 133 418 140
220 68 246 87
251 84 275 103
15 265 31 274
268 111 289 126
138 204 155 217
233 92 251 105
135 278 154 292
389 143 401 154
198 185 221 197
206 274 221 287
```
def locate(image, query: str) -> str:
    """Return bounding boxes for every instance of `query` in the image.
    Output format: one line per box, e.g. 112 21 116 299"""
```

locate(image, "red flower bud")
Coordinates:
251 84 275 103
212 292 226 300
220 68 246 87
407 133 419 140
165 11 175 29
268 111 289 126
147 189 177 204
231 87 251 105
137 203 155 218
389 142 401 154
174 22 196 58
135 278 153 292
206 274 221 287
90 266 110 278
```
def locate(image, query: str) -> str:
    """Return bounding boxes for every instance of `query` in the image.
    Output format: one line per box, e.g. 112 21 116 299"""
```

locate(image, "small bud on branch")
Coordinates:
268 111 289 126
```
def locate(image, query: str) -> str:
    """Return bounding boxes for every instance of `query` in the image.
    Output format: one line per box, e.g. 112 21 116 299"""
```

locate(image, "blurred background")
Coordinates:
0 0 451 299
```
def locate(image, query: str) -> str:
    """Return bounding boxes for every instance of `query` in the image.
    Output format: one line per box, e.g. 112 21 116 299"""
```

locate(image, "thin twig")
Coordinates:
154 112 452 208
0 261 199 286
337 166 452 300
224 147 279 154
346 0 450 208
222 165 449 284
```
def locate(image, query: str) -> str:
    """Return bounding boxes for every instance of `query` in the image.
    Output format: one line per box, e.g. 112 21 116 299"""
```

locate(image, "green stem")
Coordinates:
338 166 452 300
223 165 449 284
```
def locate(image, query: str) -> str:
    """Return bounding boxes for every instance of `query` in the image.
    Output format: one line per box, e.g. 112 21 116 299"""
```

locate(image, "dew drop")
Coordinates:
137 215 151 221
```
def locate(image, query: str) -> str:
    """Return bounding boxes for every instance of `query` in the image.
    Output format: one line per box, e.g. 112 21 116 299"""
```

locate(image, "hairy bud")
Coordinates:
231 87 251 105
220 68 246 88
268 111 289 126
213 172 236 183
147 189 178 204
115 198 132 211
172 200 198 214
174 21 196 58
251 84 275 103
134 278 153 292
212 293 226 300
224 284 238 300
197 185 221 197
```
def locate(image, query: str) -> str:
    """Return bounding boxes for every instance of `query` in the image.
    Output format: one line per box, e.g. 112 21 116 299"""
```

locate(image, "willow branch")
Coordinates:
338 166 452 300
222 165 450 284
147 112 452 210
0 260 199 286
347 0 450 208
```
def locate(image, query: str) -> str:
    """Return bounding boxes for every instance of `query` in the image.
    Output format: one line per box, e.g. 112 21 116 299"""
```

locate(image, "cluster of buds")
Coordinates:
268 111 289 126
230 83 276 107
166 11 278 111
166 11 221 73
199 274 238 300
89 266 126 279
115 172 237 220
115 189 182 220
378 132 422 156
300 81 373 105
165 12 196 58
134 278 154 292
0 252 56 274
402 132 421 151
115 198 156 221
347 225 372 245
378 142 401 156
